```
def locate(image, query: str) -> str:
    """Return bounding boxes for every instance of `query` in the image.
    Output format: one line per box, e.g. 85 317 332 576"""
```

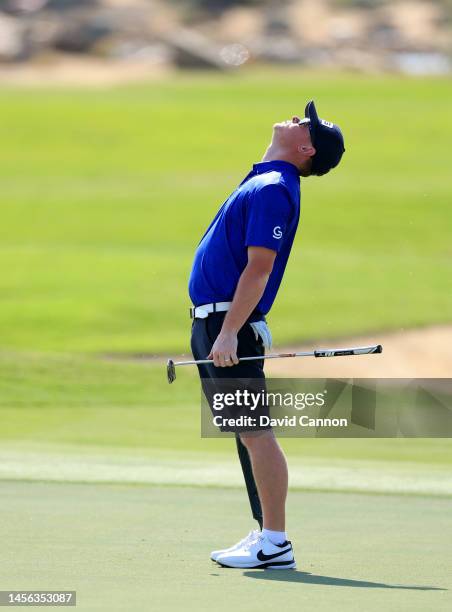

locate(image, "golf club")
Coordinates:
167 344 382 383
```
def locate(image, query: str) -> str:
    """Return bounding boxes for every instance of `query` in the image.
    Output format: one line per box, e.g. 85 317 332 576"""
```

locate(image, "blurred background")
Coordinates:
0 0 451 78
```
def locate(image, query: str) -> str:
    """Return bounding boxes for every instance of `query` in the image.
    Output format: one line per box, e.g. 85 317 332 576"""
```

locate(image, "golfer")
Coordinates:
188 101 345 569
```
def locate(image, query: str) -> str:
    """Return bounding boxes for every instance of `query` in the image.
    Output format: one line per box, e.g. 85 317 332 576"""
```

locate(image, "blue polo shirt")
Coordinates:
188 160 301 315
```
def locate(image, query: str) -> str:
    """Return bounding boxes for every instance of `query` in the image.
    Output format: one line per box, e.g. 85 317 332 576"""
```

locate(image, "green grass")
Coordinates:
1 482 451 612
1 351 451 470
1 351 451 609
1 70 451 475
0 70 451 353
1 71 451 611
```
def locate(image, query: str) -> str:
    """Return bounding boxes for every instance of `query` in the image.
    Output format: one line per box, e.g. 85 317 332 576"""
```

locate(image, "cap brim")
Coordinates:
305 100 320 140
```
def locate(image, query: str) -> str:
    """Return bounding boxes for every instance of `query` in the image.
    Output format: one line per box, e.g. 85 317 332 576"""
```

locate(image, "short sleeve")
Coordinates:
245 184 293 253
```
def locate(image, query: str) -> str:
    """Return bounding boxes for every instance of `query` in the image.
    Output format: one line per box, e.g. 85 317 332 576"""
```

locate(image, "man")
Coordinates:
188 101 345 569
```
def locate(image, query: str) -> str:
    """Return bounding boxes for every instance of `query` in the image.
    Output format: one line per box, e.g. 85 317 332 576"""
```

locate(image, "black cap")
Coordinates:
305 101 345 176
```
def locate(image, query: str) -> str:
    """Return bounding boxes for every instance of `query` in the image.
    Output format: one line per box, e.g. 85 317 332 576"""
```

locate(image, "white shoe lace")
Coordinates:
243 533 262 551
237 529 259 549
213 529 260 557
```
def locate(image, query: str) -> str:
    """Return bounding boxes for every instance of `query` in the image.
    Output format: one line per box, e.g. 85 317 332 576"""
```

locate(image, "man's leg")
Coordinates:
214 429 295 569
239 430 288 531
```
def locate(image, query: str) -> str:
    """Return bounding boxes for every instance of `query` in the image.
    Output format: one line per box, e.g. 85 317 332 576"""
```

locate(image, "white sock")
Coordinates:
262 528 287 545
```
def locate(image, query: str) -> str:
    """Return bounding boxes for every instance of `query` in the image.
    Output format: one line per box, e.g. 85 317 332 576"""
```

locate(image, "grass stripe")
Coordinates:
1 449 451 497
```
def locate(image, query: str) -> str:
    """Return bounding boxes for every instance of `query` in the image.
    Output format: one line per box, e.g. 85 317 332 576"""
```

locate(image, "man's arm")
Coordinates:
208 246 276 367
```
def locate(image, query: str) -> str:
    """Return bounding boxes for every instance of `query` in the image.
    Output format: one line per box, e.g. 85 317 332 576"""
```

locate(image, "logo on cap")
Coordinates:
320 120 334 128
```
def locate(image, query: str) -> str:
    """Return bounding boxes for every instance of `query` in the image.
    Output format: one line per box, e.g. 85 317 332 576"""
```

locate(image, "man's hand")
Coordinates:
208 330 239 367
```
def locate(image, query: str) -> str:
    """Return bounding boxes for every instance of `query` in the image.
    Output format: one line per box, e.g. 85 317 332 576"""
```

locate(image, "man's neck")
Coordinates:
261 145 300 170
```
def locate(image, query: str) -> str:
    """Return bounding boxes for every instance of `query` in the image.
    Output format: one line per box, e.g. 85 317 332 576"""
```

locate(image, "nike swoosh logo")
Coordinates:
256 547 292 562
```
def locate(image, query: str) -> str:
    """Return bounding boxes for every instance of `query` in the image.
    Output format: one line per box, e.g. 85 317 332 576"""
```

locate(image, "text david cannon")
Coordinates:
212 415 349 428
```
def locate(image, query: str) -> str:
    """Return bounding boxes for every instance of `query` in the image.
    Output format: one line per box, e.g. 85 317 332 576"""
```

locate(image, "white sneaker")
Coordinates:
216 534 296 569
210 529 260 562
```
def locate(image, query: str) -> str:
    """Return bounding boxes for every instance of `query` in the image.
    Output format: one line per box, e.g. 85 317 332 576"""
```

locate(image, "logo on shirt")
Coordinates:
273 226 283 239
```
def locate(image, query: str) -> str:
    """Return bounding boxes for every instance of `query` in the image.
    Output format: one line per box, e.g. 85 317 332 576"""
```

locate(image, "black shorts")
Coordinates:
191 312 270 433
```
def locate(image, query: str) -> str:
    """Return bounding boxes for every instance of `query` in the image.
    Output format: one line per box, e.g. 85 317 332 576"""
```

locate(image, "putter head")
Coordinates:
167 359 176 384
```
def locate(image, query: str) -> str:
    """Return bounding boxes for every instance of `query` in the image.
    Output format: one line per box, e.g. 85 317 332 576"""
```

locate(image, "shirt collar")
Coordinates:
252 160 300 176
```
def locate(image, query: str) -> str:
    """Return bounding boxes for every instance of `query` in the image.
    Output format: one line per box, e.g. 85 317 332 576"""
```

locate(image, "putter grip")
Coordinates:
314 345 382 358
315 349 355 358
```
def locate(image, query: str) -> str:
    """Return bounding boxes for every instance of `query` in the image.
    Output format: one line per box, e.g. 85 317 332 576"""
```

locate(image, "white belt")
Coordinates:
190 302 232 319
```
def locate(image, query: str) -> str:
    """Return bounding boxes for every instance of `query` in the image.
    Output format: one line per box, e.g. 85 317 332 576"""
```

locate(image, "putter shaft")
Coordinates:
173 345 381 366
167 344 382 383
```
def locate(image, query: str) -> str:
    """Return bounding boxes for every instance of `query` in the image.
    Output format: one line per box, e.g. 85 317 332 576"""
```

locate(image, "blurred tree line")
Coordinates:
171 0 262 11
171 0 452 15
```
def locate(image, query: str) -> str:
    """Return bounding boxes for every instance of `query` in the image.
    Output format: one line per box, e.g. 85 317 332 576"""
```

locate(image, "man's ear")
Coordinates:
298 145 316 157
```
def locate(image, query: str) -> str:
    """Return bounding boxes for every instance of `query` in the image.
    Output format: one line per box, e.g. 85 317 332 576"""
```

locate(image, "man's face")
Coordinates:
272 116 313 150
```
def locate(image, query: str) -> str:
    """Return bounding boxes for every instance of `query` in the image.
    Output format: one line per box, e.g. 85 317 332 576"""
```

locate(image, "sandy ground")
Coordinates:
264 325 452 379
0 56 171 87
